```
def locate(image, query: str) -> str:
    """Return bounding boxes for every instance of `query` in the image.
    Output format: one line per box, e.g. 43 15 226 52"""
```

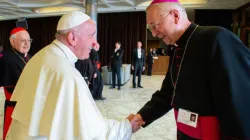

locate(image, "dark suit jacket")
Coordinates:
111 48 123 69
75 59 94 83
147 52 154 64
132 48 145 67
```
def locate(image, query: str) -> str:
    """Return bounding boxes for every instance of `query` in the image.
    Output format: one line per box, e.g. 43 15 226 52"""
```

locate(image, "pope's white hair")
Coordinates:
55 25 81 40
146 2 187 18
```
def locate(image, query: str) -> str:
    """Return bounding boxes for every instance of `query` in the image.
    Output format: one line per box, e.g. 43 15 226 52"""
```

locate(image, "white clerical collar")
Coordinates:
53 39 78 65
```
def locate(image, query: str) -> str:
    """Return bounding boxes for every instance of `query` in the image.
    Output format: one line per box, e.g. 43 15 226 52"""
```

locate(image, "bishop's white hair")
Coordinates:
146 2 188 19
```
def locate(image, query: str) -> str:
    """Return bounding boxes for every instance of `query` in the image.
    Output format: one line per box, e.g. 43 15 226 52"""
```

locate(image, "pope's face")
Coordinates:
76 20 97 60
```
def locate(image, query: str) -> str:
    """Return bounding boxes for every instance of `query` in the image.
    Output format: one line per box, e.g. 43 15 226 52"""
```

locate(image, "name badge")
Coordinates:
177 108 198 128
117 53 119 56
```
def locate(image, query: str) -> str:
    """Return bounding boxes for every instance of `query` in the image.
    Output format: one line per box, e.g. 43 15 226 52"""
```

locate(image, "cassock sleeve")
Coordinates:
208 28 250 138
137 65 174 127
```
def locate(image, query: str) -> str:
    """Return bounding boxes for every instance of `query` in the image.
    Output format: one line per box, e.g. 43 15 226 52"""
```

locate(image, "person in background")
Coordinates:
152 48 157 56
132 41 145 88
147 48 154 76
89 43 106 100
0 27 32 140
109 41 123 90
160 48 167 55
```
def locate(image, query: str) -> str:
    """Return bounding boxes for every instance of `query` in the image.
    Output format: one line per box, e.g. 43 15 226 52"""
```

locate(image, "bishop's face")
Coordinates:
146 5 179 45
11 31 31 54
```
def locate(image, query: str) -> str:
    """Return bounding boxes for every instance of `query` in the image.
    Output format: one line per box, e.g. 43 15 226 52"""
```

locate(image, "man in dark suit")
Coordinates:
147 48 154 76
132 41 145 88
109 41 123 90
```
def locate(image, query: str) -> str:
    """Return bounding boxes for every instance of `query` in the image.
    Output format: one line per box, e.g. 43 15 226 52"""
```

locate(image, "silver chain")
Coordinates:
170 25 199 106
12 48 28 64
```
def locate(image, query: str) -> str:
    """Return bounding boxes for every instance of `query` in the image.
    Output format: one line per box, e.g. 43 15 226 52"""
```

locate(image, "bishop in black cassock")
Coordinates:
75 58 94 85
89 43 106 100
0 27 32 140
130 0 250 139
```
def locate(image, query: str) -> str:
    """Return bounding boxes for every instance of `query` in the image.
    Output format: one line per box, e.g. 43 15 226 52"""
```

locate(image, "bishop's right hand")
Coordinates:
127 114 145 133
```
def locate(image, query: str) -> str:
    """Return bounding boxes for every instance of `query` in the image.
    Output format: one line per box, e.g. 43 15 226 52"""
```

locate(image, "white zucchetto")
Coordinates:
57 11 90 30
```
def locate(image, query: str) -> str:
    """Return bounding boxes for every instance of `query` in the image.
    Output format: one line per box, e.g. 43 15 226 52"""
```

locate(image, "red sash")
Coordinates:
174 109 220 140
3 86 16 140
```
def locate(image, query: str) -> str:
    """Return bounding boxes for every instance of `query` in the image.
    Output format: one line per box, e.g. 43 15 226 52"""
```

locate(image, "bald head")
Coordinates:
9 30 31 54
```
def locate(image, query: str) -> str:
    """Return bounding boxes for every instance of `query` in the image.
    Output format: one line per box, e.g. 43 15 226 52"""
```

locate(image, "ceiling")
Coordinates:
0 0 249 21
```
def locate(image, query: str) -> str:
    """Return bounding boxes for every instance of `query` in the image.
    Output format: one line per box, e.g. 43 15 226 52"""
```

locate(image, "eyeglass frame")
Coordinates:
12 38 33 43
147 11 171 32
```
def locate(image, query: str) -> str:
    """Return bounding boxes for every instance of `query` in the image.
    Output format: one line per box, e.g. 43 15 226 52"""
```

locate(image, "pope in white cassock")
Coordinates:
6 11 142 140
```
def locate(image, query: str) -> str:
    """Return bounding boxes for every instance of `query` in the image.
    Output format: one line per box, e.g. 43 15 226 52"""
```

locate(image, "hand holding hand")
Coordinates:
127 114 145 133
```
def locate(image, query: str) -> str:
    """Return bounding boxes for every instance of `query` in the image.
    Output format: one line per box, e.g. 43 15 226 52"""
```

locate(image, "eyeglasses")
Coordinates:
13 38 33 43
147 12 170 32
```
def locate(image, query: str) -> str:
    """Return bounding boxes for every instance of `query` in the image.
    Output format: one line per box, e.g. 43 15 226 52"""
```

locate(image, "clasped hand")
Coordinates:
127 114 145 133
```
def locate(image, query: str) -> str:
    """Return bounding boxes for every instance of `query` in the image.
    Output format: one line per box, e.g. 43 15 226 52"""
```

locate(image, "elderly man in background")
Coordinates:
0 27 32 140
109 42 124 90
6 11 143 140
132 41 145 88
89 43 106 100
130 0 250 139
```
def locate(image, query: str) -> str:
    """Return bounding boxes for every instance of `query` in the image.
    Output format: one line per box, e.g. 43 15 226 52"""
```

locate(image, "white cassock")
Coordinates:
6 39 132 140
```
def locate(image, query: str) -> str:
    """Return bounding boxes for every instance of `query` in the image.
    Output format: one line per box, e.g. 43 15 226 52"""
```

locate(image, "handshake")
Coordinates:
127 114 145 133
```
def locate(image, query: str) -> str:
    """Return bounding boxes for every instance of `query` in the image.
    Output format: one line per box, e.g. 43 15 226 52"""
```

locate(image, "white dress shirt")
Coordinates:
137 48 141 58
